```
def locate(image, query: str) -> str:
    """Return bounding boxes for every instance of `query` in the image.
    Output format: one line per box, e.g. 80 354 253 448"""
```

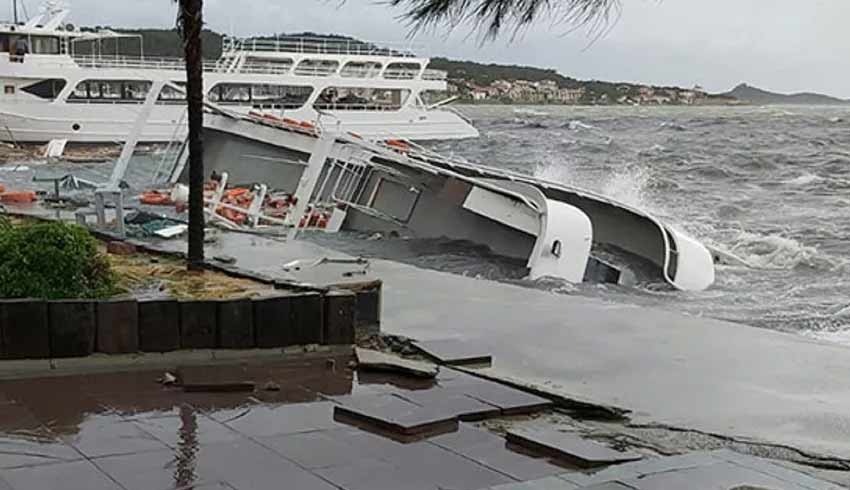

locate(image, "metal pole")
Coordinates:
12 0 18 24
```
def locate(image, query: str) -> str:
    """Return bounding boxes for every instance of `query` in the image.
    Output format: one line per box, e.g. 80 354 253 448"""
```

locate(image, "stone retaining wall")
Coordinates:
0 286 378 359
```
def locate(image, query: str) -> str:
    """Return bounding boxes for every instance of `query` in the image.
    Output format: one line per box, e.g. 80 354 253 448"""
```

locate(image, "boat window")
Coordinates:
20 79 67 100
384 62 422 80
0 35 9 53
313 87 411 111
157 82 186 104
30 36 60 55
240 57 293 75
293 59 339 77
68 80 152 103
208 83 313 109
340 61 382 79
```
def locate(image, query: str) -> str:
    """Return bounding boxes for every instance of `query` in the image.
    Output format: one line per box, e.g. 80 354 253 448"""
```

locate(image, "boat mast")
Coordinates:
11 0 18 24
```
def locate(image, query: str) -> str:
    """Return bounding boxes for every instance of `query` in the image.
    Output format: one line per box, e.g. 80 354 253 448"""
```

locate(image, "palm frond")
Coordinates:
387 0 621 39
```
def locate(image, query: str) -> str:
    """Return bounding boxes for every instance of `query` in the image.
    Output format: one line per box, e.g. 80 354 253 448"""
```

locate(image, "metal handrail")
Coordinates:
222 35 420 58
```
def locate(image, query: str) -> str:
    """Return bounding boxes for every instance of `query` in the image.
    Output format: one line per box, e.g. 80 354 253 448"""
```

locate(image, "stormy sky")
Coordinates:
24 0 850 98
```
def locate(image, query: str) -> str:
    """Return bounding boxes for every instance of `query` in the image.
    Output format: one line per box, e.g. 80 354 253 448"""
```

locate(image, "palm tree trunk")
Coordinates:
180 0 205 270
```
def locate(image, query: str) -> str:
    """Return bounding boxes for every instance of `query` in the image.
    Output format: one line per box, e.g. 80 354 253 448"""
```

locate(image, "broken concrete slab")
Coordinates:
48 301 96 358
449 378 552 415
0 299 49 359
179 300 218 349
177 365 256 392
506 428 642 468
395 388 500 421
413 338 492 366
355 347 438 378
217 299 254 349
334 393 458 440
96 299 139 354
138 300 180 353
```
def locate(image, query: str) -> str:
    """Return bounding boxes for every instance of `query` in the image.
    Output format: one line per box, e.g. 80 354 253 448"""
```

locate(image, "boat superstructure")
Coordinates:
0 2 477 143
158 103 714 292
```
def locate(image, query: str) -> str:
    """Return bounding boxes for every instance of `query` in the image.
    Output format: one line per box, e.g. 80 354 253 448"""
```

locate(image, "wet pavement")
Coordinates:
129 232 850 463
0 353 842 489
0 354 582 490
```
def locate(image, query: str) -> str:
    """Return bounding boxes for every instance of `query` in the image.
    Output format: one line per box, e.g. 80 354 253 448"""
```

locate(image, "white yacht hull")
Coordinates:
0 102 478 143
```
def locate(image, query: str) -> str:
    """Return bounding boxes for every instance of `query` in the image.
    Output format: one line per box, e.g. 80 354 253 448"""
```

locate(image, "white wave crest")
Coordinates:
725 231 827 270
513 107 549 116
784 173 824 186
567 120 596 131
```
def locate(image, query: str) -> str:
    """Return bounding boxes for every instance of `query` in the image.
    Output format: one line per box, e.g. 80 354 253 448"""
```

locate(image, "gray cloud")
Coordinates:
33 0 850 97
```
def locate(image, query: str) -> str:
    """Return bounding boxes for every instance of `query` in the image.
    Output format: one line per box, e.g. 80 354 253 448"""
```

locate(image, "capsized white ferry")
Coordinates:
0 2 478 144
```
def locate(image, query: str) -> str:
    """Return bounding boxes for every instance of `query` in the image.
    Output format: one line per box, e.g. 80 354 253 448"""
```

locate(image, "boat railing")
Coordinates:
422 69 447 81
314 102 402 111
72 54 222 72
292 64 339 77
339 67 382 79
383 68 420 80
223 35 420 58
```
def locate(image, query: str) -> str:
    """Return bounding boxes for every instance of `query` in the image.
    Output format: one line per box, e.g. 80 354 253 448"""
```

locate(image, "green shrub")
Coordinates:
0 220 117 299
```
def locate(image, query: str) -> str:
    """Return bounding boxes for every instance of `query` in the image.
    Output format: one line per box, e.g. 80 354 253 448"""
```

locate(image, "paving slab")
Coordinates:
453 440 569 481
395 387 501 421
57 416 169 458
383 440 515 489
619 461 806 490
193 438 339 490
215 401 340 436
259 429 380 469
448 378 552 415
414 338 493 366
1 459 124 490
131 413 244 448
506 428 642 468
710 450 845 490
430 422 507 450
355 347 438 378
334 393 458 439
93 448 218 490
490 476 580 490
0 429 83 469
315 458 439 490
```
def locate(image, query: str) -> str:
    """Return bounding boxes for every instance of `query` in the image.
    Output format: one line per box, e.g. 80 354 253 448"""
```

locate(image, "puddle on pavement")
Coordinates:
0 356 576 490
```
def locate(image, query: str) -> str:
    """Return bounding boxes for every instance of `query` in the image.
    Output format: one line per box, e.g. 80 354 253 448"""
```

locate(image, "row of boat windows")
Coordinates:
19 79 412 110
0 34 62 55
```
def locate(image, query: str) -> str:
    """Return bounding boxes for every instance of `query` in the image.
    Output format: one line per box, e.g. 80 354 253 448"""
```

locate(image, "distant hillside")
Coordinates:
97 28 730 105
722 83 848 105
428 57 582 89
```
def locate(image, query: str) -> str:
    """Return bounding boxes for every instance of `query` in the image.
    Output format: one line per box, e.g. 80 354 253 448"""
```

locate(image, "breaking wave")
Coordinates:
721 231 835 271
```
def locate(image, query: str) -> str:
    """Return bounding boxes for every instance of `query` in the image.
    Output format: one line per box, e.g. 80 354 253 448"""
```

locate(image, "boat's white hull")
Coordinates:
0 102 478 143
